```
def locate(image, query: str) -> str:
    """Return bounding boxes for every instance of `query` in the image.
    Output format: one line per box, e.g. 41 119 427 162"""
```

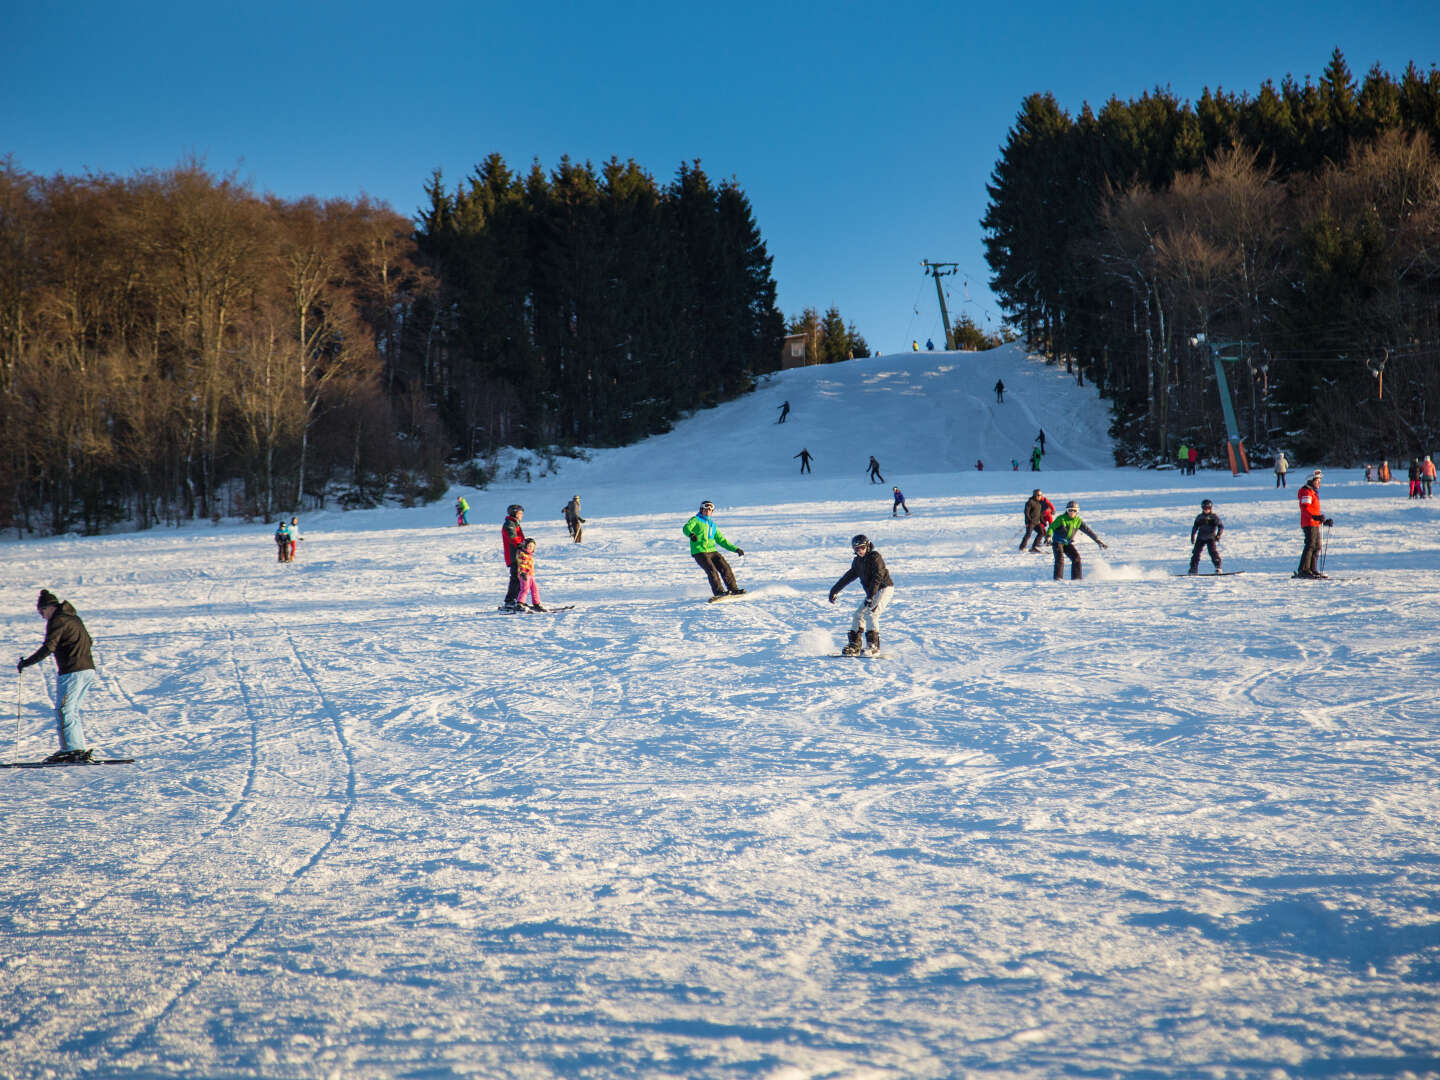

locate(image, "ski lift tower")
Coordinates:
1192 334 1252 476
921 260 960 349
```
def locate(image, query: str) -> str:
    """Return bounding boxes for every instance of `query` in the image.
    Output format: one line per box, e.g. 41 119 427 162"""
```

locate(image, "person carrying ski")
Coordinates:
562 495 585 542
892 486 909 516
683 500 745 599
777 400 790 424
1188 499 1224 574
1020 489 1053 552
1048 501 1107 580
795 448 813 474
500 504 527 611
455 494 470 526
867 455 884 483
1296 471 1332 579
513 538 546 612
829 534 894 656
17 590 98 763
994 379 1005 403
274 519 291 562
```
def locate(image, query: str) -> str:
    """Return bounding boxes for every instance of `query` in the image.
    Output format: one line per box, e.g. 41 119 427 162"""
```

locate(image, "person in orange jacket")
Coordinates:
1296 470 1333 579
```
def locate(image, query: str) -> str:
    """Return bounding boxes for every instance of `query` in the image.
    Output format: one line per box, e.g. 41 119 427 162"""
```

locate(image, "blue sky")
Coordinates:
4 1 1437 354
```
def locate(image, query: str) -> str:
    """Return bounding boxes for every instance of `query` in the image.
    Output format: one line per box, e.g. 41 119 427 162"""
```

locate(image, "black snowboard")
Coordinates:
2 758 135 769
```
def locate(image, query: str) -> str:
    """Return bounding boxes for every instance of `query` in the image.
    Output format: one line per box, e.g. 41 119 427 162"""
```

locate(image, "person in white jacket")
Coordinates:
1274 452 1289 488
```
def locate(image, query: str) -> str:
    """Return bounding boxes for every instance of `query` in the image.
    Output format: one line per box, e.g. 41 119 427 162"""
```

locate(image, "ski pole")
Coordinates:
15 662 22 763
1319 523 1331 574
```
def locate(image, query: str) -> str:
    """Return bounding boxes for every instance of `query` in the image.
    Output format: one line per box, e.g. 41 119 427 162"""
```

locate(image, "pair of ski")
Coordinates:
2 757 134 769
495 604 576 614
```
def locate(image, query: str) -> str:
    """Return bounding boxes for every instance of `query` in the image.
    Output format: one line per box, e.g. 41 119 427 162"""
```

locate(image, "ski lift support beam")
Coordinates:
1192 335 1252 476
921 260 960 349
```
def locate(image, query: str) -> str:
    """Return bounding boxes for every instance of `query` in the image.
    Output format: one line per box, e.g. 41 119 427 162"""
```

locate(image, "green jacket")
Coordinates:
1049 513 1101 546
683 513 739 556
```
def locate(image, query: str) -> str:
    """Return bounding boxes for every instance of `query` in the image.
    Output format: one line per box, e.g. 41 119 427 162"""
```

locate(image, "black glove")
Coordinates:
1323 518 1333 527
828 591 837 604
1099 542 1108 550
16 656 26 673
734 549 744 557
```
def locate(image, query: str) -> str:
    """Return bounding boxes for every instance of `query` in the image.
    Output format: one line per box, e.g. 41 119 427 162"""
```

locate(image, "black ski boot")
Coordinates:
841 630 864 656
865 630 880 656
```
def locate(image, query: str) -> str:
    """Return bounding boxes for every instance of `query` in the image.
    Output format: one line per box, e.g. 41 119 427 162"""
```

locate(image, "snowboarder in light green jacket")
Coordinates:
683 500 746 598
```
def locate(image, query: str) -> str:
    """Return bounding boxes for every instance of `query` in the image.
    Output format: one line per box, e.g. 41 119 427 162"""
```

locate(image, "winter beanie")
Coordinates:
36 589 60 611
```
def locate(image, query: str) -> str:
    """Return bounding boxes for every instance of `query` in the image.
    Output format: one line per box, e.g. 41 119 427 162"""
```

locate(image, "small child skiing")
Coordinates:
1048 501 1107 580
274 519 291 562
456 495 470 526
514 538 546 612
1188 499 1224 574
891 486 909 516
828 534 894 656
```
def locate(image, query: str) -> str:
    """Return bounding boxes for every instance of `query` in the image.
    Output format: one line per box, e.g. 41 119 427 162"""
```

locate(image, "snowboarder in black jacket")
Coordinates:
1188 500 1224 574
829 534 895 656
17 590 99 762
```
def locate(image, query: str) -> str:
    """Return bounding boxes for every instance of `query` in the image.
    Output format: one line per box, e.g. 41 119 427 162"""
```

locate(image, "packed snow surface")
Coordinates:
3 345 1438 1078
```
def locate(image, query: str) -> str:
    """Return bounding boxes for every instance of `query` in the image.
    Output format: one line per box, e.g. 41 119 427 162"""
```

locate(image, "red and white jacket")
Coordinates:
1297 483 1324 527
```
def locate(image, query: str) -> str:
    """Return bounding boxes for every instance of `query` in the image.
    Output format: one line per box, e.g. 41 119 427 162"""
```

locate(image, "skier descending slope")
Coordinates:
683 501 746 600
1048 501 1107 580
1188 499 1224 575
828 534 894 656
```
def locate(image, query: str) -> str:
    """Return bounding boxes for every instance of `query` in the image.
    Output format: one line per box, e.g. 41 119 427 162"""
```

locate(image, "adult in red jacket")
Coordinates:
500 505 527 610
1296 471 1332 578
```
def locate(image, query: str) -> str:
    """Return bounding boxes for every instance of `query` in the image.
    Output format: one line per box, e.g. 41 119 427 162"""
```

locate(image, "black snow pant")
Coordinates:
1298 525 1323 576
1053 542 1082 580
869 467 884 483
1189 539 1221 572
1276 472 1286 487
505 561 522 604
1020 524 1046 550
693 552 739 596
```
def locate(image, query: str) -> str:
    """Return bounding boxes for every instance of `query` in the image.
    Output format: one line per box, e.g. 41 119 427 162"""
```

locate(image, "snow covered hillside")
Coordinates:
3 346 1439 1079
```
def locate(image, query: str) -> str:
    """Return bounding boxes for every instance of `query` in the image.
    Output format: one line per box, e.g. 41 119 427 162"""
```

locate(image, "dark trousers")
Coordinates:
1189 539 1221 572
1276 473 1286 487
799 460 810 473
1020 525 1045 550
693 552 738 596
505 561 521 603
869 467 883 483
1298 525 1323 576
1053 542 1082 580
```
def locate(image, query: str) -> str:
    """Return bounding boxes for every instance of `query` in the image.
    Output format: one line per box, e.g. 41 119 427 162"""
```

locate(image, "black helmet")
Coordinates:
850 533 871 551
1032 489 1042 497
1201 499 1213 510
507 504 524 516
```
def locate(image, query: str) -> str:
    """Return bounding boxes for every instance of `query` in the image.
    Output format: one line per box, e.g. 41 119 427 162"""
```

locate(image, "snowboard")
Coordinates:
706 592 750 603
2 757 135 769
1174 570 1245 577
832 653 886 659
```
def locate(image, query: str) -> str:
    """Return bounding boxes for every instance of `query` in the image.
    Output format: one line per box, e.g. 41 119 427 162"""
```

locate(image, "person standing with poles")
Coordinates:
500 504 527 611
1295 470 1333 579
794 448 813 474
1187 499 1225 574
16 590 97 763
777 400 790 424
562 495 585 542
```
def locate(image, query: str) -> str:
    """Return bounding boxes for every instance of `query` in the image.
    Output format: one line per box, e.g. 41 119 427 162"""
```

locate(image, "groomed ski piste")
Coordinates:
3 342 1438 1078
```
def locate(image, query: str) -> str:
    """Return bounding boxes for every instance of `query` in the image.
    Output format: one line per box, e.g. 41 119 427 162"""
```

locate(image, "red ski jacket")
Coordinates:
1297 483 1324 527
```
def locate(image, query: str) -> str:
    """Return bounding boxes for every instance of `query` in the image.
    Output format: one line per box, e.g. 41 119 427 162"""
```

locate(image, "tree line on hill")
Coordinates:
983 50 1440 465
0 153 789 535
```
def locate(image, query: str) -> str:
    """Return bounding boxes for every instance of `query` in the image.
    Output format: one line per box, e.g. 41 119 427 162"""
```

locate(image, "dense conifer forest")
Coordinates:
983 50 1440 465
0 155 785 534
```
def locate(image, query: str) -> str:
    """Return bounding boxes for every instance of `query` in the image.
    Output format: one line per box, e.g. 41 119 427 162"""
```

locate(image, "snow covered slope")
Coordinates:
2 345 1438 1079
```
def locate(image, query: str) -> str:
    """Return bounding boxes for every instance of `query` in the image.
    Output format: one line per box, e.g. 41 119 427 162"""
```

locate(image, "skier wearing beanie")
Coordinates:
829 534 894 656
1295 471 1332 579
1048 501 1107 580
16 590 97 763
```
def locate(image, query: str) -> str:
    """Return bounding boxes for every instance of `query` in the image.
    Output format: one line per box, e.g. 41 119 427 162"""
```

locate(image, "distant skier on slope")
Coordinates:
891 486 909 516
829 534 894 656
274 518 292 563
285 516 302 562
777 400 790 424
455 494 470 526
1048 501 1107 580
795 448 813 474
17 590 98 763
683 500 746 599
562 495 585 543
994 379 1005 403
867 456 884 484
1030 445 1042 471
1188 499 1224 575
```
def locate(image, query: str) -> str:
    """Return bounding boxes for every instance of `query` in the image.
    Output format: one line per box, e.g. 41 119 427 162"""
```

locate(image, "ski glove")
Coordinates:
1323 518 1333 527
734 549 744 557
827 591 837 604
15 656 28 673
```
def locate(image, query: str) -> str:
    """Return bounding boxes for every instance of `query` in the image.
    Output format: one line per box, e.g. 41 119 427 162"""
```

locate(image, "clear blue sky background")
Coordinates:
4 1 1437 354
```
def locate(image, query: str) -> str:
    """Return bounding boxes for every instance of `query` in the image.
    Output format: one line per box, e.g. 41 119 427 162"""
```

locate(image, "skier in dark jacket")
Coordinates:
1020 489 1053 551
1048 501 1107 580
777 400 790 424
562 495 585 543
829 534 894 656
500 505 527 611
867 456 884 483
1188 499 1224 574
795 448 813 474
17 590 98 762
994 379 1005 403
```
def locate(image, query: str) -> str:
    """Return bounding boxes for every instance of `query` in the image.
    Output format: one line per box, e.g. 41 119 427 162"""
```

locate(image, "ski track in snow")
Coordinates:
1 345 1438 1078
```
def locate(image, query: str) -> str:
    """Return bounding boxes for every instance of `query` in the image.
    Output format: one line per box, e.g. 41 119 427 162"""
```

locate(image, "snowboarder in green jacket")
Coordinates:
1048 501 1107 580
683 500 746 599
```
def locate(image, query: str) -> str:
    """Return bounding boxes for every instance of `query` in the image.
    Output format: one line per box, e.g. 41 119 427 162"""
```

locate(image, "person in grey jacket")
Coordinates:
828 534 895 656
17 590 98 763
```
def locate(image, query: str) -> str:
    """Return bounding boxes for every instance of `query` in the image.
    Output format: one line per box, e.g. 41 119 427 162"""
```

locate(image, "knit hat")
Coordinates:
36 589 60 611
1310 470 1323 483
